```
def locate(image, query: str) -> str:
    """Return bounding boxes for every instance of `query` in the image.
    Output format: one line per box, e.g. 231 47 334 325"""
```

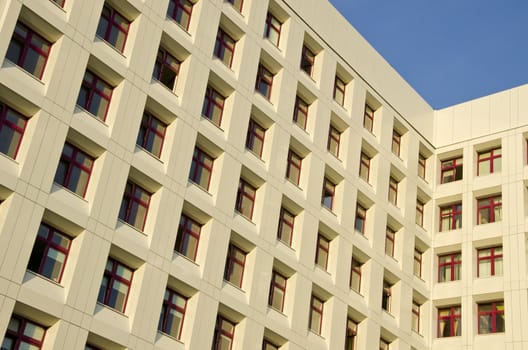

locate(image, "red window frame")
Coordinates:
277 207 294 246
97 258 133 313
412 301 421 333
264 12 281 47
333 76 346 106
477 246 503 277
235 179 256 219
54 143 94 197
189 147 214 190
315 234 330 270
300 45 315 76
327 126 341 157
255 64 274 100
245 119 266 157
418 153 426 179
268 270 287 312
381 281 391 312
392 130 401 157
477 148 501 175
3 315 46 350
136 111 167 158
359 152 370 182
354 204 367 234
438 252 461 282
214 28 236 68
175 214 201 261
363 105 374 133
478 301 504 334
439 203 462 231
6 22 51 79
350 258 362 293
477 195 502 224
223 244 246 288
416 200 424 227
153 48 180 90
321 177 336 210
0 102 28 159
225 0 243 12
96 4 130 52
345 318 357 350
440 157 463 183
309 295 324 334
76 70 113 121
119 181 152 231
167 0 193 31
414 249 422 278
385 227 395 257
158 288 187 339
293 96 309 130
201 86 225 127
286 149 302 185
388 177 398 206
437 306 461 337
213 316 236 350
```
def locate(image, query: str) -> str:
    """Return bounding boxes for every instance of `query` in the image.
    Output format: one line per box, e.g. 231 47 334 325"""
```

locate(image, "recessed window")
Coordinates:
225 0 243 12
54 143 94 197
119 181 152 230
2 315 46 350
416 200 424 227
277 207 294 246
136 111 167 158
477 147 501 175
255 64 274 100
381 280 392 312
98 258 133 313
153 48 180 91
50 0 65 7
309 295 324 334
214 28 236 68
418 153 426 179
6 22 51 79
439 202 462 231
293 96 309 130
268 270 287 312
158 288 187 339
354 204 367 234
478 301 504 334
414 249 422 278
412 301 421 333
477 246 503 278
388 177 398 206
438 306 461 337
201 85 225 127
333 76 346 106
350 258 362 293
245 119 266 157
96 4 131 52
213 315 236 350
27 223 71 283
85 344 101 350
477 195 502 224
223 244 246 288
167 0 193 31
189 147 214 190
391 130 401 157
327 126 341 158
440 157 463 183
263 340 280 350
300 45 315 76
0 102 28 159
235 179 256 220
321 177 336 210
286 149 302 186
264 12 281 47
175 214 201 261
76 70 113 121
315 234 330 270
438 252 461 282
363 105 374 133
345 318 357 350
359 152 370 183
385 227 395 258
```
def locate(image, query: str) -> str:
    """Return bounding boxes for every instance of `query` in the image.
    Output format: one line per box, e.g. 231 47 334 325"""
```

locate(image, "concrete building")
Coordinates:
0 0 527 349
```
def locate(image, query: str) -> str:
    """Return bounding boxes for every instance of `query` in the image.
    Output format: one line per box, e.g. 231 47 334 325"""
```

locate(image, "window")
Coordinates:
51 0 65 7
167 0 193 31
158 288 187 339
412 301 421 333
225 0 243 12
153 48 180 90
350 258 362 293
315 234 330 270
85 345 102 350
388 177 398 206
300 45 315 76
119 181 152 230
321 177 336 210
416 200 424 227
478 301 504 334
6 22 51 79
359 152 370 182
277 207 294 246
477 246 503 278
0 103 28 159
345 318 357 350
363 105 374 133
477 148 501 175
136 112 167 158
477 195 502 224
1 315 46 350
414 249 422 278
286 149 302 185
354 204 366 234
264 12 281 46
245 119 266 157
418 153 426 179
201 86 225 127
235 179 256 219
381 281 391 312
440 157 463 183
327 126 341 157
333 76 346 106
189 147 214 190
27 223 71 283
214 28 236 68
76 70 113 120
54 143 94 196
262 340 279 350
309 295 324 334
175 214 201 261
97 258 133 313
224 244 246 288
438 306 461 337
255 64 274 100
385 227 395 257
379 339 390 350
391 130 401 157
439 203 462 231
213 316 235 350
438 252 461 282
268 270 287 312
96 4 130 52
293 96 309 130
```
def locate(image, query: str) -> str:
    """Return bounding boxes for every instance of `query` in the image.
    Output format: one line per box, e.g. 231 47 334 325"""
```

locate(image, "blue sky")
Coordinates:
328 0 528 109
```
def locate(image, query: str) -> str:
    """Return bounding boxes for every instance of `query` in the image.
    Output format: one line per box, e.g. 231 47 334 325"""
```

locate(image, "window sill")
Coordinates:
95 302 129 317
254 90 273 104
314 264 331 276
52 183 89 202
308 329 325 340
25 270 64 287
223 280 245 293
263 37 282 52
267 305 287 317
187 180 213 197
173 251 200 266
245 148 265 162
285 178 302 190
165 17 192 37
382 309 395 318
116 219 148 237
49 0 66 11
134 145 164 164
4 59 46 85
151 78 177 96
349 288 363 297
276 238 295 252
74 105 108 126
157 330 185 344
94 35 127 58
234 211 256 225
0 151 19 164
200 115 224 132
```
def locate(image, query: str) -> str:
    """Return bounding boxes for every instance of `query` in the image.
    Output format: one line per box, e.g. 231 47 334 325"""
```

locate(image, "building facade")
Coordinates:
0 0 527 349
